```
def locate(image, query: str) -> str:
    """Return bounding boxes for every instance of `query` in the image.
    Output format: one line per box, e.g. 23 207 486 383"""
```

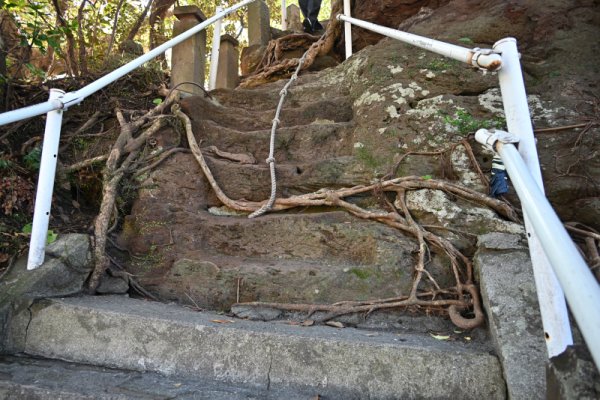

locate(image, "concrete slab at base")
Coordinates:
475 233 547 400
8 296 506 399
0 355 319 400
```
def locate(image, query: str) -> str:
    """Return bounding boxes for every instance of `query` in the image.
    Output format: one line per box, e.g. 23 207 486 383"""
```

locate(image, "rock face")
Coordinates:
0 233 93 352
122 0 599 313
547 345 600 400
0 234 92 306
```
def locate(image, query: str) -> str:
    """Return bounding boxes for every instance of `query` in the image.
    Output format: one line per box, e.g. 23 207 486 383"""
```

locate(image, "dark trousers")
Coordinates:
299 0 322 24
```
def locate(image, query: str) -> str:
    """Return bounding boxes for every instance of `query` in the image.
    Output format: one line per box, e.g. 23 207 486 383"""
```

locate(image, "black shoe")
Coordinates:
313 20 323 32
302 19 313 33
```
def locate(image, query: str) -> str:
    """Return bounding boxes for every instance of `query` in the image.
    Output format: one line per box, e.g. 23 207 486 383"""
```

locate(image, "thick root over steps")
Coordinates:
173 105 513 329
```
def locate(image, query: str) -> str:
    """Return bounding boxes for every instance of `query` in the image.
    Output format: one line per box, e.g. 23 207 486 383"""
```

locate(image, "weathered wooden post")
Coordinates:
286 4 303 32
171 6 207 96
216 34 240 90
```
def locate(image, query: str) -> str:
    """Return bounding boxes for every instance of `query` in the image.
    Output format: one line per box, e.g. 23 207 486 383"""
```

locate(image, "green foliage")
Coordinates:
349 268 371 280
21 222 58 244
427 59 453 71
458 37 473 45
3 0 333 82
23 147 42 171
442 109 506 136
0 158 12 170
5 0 68 55
355 145 380 170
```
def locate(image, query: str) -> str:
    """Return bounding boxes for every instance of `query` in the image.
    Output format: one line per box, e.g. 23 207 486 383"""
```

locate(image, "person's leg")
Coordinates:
307 0 322 24
298 0 309 19
298 0 313 32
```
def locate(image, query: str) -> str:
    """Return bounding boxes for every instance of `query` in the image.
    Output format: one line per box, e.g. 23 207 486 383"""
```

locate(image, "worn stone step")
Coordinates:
180 94 353 132
0 355 317 400
210 75 350 113
4 296 506 399
123 209 461 309
133 152 371 210
194 119 354 163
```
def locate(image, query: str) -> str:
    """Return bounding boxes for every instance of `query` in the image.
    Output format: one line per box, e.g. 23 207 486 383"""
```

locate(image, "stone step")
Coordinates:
210 76 349 113
205 156 372 200
0 355 317 400
181 94 353 132
133 152 371 210
194 119 354 163
4 296 506 399
124 209 460 309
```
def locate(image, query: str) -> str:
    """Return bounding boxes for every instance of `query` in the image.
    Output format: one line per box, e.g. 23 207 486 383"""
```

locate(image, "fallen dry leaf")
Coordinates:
301 320 315 326
325 321 344 328
430 333 450 340
211 319 235 324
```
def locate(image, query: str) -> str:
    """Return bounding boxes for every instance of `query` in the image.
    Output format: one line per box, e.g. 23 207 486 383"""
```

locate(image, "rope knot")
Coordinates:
279 88 288 96
266 157 275 164
272 117 280 125
291 74 298 81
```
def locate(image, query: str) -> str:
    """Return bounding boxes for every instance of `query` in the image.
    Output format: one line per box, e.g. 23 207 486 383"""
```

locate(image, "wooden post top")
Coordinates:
174 6 207 22
220 34 239 47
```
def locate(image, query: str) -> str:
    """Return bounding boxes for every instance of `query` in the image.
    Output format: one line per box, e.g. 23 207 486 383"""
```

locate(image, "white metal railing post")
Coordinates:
27 88 65 270
343 0 352 59
494 37 573 358
475 129 600 370
209 6 223 90
281 0 287 30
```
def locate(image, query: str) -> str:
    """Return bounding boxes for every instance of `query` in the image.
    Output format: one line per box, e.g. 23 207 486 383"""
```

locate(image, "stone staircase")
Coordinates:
122 72 466 311
0 40 553 399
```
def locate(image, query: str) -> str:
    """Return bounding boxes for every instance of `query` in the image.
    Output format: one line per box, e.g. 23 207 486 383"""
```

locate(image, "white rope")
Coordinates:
247 47 313 218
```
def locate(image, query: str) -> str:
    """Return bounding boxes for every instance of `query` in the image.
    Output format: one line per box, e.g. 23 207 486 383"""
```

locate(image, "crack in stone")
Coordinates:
266 347 273 391
22 301 35 351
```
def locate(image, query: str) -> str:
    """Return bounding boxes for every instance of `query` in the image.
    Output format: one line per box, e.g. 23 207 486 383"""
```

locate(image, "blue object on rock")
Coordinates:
490 156 508 197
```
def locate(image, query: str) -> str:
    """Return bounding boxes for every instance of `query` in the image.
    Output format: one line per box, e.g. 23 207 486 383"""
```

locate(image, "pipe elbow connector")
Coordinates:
470 48 502 71
475 128 520 152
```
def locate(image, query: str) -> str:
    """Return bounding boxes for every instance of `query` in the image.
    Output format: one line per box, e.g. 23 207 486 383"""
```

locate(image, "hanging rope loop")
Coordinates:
248 42 316 219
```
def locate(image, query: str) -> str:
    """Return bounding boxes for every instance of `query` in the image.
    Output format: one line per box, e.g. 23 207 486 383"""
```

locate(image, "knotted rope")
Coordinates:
248 47 313 218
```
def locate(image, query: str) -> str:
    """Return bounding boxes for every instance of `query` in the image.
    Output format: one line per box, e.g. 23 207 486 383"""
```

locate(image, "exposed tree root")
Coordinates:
239 1 343 88
174 106 518 329
87 90 179 292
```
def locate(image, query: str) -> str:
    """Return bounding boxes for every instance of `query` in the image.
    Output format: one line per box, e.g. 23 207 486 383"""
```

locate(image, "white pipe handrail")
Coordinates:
343 0 352 59
476 129 600 370
7 0 257 270
493 37 572 358
0 0 256 127
209 6 223 90
337 14 502 71
281 0 287 30
26 89 65 270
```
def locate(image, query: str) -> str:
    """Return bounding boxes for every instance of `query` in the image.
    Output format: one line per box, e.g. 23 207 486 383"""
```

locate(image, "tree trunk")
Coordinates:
51 0 79 76
105 0 126 60
124 0 153 43
77 0 88 75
